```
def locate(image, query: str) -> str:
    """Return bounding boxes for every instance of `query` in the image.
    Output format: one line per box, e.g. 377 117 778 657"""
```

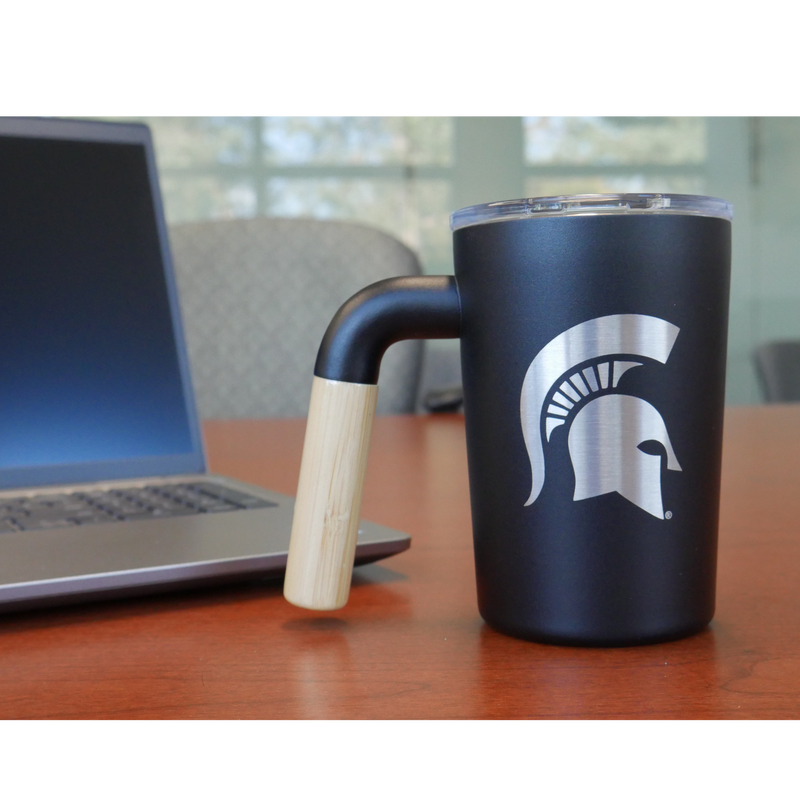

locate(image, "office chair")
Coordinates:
169 217 424 418
754 341 800 402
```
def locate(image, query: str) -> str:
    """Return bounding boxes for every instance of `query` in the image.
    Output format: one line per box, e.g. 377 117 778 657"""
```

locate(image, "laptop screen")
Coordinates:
0 119 205 489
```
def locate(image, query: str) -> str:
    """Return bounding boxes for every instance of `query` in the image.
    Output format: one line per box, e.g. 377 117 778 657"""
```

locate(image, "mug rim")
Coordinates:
450 193 734 231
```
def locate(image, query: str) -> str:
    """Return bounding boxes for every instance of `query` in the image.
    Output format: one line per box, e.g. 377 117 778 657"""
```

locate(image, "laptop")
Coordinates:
0 117 410 613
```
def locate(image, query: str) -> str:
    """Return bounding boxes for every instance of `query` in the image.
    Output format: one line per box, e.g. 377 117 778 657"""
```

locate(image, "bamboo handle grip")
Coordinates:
284 376 378 610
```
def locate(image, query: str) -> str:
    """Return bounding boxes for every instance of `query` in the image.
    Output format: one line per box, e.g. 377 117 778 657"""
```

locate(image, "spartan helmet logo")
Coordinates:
520 314 682 519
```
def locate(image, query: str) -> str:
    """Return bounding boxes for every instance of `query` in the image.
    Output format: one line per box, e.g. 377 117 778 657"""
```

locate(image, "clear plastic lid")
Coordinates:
450 193 733 231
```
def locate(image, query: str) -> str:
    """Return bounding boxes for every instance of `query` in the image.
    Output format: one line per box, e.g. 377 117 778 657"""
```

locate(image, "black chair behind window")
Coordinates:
754 341 800 402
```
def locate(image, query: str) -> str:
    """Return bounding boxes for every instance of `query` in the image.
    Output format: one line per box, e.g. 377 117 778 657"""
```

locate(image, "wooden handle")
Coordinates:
284 376 378 610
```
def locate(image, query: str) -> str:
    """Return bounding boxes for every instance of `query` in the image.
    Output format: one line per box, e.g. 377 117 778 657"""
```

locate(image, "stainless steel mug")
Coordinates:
284 193 732 646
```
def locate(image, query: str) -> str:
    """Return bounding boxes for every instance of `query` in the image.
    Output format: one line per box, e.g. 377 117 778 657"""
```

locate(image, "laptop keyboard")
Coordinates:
0 482 277 534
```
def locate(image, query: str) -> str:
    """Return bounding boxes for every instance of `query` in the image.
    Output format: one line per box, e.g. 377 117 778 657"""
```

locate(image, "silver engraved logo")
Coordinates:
520 314 682 519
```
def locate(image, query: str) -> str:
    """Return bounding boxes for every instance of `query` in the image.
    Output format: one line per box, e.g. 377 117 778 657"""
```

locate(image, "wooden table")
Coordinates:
1 406 799 719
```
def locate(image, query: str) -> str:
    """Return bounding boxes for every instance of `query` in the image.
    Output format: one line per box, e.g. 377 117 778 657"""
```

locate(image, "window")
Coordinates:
523 117 707 197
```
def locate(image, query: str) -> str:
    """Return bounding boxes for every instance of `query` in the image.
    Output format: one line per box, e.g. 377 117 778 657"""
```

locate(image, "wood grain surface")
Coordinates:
1 406 799 719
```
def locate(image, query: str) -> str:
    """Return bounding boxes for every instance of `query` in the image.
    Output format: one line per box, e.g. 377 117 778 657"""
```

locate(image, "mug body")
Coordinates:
451 195 732 645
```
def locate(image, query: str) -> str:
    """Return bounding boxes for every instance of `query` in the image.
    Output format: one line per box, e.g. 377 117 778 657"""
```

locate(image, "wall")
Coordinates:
707 117 800 405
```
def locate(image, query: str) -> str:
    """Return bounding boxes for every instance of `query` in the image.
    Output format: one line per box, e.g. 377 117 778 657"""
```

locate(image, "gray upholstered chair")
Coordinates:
169 217 423 418
754 341 800 403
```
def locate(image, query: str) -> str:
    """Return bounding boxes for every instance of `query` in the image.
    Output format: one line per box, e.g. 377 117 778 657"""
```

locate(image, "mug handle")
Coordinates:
283 276 461 610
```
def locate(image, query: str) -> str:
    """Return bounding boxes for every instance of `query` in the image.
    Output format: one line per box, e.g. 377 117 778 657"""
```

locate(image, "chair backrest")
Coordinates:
754 341 800 402
169 217 423 418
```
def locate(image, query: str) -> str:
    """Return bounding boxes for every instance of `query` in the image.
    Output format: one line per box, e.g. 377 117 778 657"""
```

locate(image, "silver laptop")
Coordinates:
0 117 409 612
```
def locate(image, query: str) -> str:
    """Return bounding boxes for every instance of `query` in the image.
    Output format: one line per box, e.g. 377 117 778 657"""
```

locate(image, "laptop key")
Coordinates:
188 483 277 509
70 508 117 524
163 489 238 512
143 499 193 514
30 494 73 506
97 501 147 516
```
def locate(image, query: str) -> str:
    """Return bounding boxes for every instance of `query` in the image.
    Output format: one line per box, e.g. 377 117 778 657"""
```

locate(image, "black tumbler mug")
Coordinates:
284 193 732 646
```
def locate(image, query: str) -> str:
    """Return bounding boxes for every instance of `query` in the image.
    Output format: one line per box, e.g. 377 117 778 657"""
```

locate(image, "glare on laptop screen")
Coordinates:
0 133 194 469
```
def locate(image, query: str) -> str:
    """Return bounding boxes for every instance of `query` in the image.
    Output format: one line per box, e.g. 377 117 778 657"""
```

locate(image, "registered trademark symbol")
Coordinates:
665 511 673 520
